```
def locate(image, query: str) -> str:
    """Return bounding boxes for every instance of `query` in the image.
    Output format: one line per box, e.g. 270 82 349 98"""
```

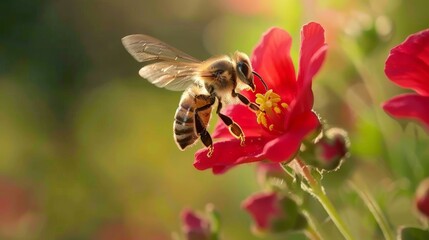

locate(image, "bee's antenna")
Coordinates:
252 71 268 91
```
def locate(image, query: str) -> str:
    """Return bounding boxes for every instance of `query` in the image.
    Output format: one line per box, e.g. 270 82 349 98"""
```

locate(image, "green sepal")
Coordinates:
206 204 221 240
280 162 304 194
269 195 307 233
398 226 429 240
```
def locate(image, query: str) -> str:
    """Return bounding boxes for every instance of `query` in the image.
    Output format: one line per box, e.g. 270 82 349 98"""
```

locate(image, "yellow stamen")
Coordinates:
255 98 265 105
255 89 283 112
270 92 281 99
256 112 268 128
254 89 289 131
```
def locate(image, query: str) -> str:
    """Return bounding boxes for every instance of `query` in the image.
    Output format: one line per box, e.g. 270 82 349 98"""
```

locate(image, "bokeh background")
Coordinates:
1 0 429 239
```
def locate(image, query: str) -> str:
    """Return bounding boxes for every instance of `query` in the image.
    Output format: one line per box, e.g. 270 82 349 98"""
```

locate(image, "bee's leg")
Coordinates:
216 100 245 146
233 92 260 112
195 113 213 157
195 96 216 157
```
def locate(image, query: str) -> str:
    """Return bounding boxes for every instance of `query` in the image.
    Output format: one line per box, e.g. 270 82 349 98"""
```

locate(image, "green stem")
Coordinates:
302 210 325 240
304 224 323 240
348 181 393 240
295 159 355 240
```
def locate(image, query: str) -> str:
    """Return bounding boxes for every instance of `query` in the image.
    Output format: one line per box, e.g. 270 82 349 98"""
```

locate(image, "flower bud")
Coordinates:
181 210 210 240
241 192 306 235
304 127 349 171
415 178 429 218
180 204 219 240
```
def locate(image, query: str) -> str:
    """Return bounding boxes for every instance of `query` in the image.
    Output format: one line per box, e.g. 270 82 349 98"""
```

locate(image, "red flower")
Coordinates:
181 209 211 240
194 22 327 174
382 29 429 130
242 192 280 230
312 127 349 171
242 192 307 233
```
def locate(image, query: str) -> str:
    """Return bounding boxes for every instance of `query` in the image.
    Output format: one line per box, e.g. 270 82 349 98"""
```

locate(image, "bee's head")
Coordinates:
233 52 255 91
233 52 267 92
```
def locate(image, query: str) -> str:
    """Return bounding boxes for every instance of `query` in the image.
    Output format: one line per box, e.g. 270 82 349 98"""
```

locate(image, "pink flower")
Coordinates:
242 192 280 230
313 128 349 171
181 209 211 240
194 22 327 174
382 28 429 130
242 192 306 233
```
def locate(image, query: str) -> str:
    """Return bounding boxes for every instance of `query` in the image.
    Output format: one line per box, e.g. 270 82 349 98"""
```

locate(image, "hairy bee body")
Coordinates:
174 85 213 150
199 56 237 93
173 56 241 151
122 34 264 156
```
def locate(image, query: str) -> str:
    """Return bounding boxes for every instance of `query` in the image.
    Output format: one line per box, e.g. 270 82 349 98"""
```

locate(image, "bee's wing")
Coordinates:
122 34 200 63
139 61 200 91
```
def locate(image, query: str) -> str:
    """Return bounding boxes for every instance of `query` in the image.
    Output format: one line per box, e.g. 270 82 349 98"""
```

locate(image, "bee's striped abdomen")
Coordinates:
173 87 213 150
174 98 198 150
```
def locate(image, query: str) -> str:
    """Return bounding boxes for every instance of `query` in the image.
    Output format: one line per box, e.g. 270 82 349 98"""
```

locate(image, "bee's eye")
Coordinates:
214 69 224 76
237 62 249 77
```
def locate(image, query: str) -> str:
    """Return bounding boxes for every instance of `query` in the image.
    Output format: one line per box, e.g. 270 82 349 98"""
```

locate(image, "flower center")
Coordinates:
255 89 288 132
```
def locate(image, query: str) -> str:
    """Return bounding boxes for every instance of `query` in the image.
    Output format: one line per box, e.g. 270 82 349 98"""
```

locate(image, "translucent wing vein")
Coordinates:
122 34 200 63
139 62 200 91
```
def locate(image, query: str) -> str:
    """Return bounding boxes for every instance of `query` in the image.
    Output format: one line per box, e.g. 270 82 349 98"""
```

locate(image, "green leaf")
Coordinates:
398 226 429 240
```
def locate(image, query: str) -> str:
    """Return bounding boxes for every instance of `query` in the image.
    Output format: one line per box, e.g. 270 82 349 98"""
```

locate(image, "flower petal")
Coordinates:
181 209 210 240
194 138 267 174
241 192 279 230
295 22 327 114
385 29 429 96
382 93 429 130
250 27 297 103
212 104 270 139
263 111 321 162
181 209 206 230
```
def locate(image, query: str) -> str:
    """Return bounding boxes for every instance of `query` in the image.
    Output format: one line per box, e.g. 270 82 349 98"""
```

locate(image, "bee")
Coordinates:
122 34 267 156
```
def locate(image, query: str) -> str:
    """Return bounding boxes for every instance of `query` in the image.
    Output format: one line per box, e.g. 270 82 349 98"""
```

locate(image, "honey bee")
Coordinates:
122 34 267 156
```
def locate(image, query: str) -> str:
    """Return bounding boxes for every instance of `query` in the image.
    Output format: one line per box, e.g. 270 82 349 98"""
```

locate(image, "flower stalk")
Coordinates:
302 210 325 240
304 225 322 240
294 158 355 240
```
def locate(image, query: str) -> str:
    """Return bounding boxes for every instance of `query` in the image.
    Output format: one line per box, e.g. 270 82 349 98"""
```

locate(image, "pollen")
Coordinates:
256 111 268 128
254 89 289 131
281 103 288 108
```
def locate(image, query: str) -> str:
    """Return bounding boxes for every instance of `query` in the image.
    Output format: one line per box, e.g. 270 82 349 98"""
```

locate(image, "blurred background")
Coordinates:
1 0 429 239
